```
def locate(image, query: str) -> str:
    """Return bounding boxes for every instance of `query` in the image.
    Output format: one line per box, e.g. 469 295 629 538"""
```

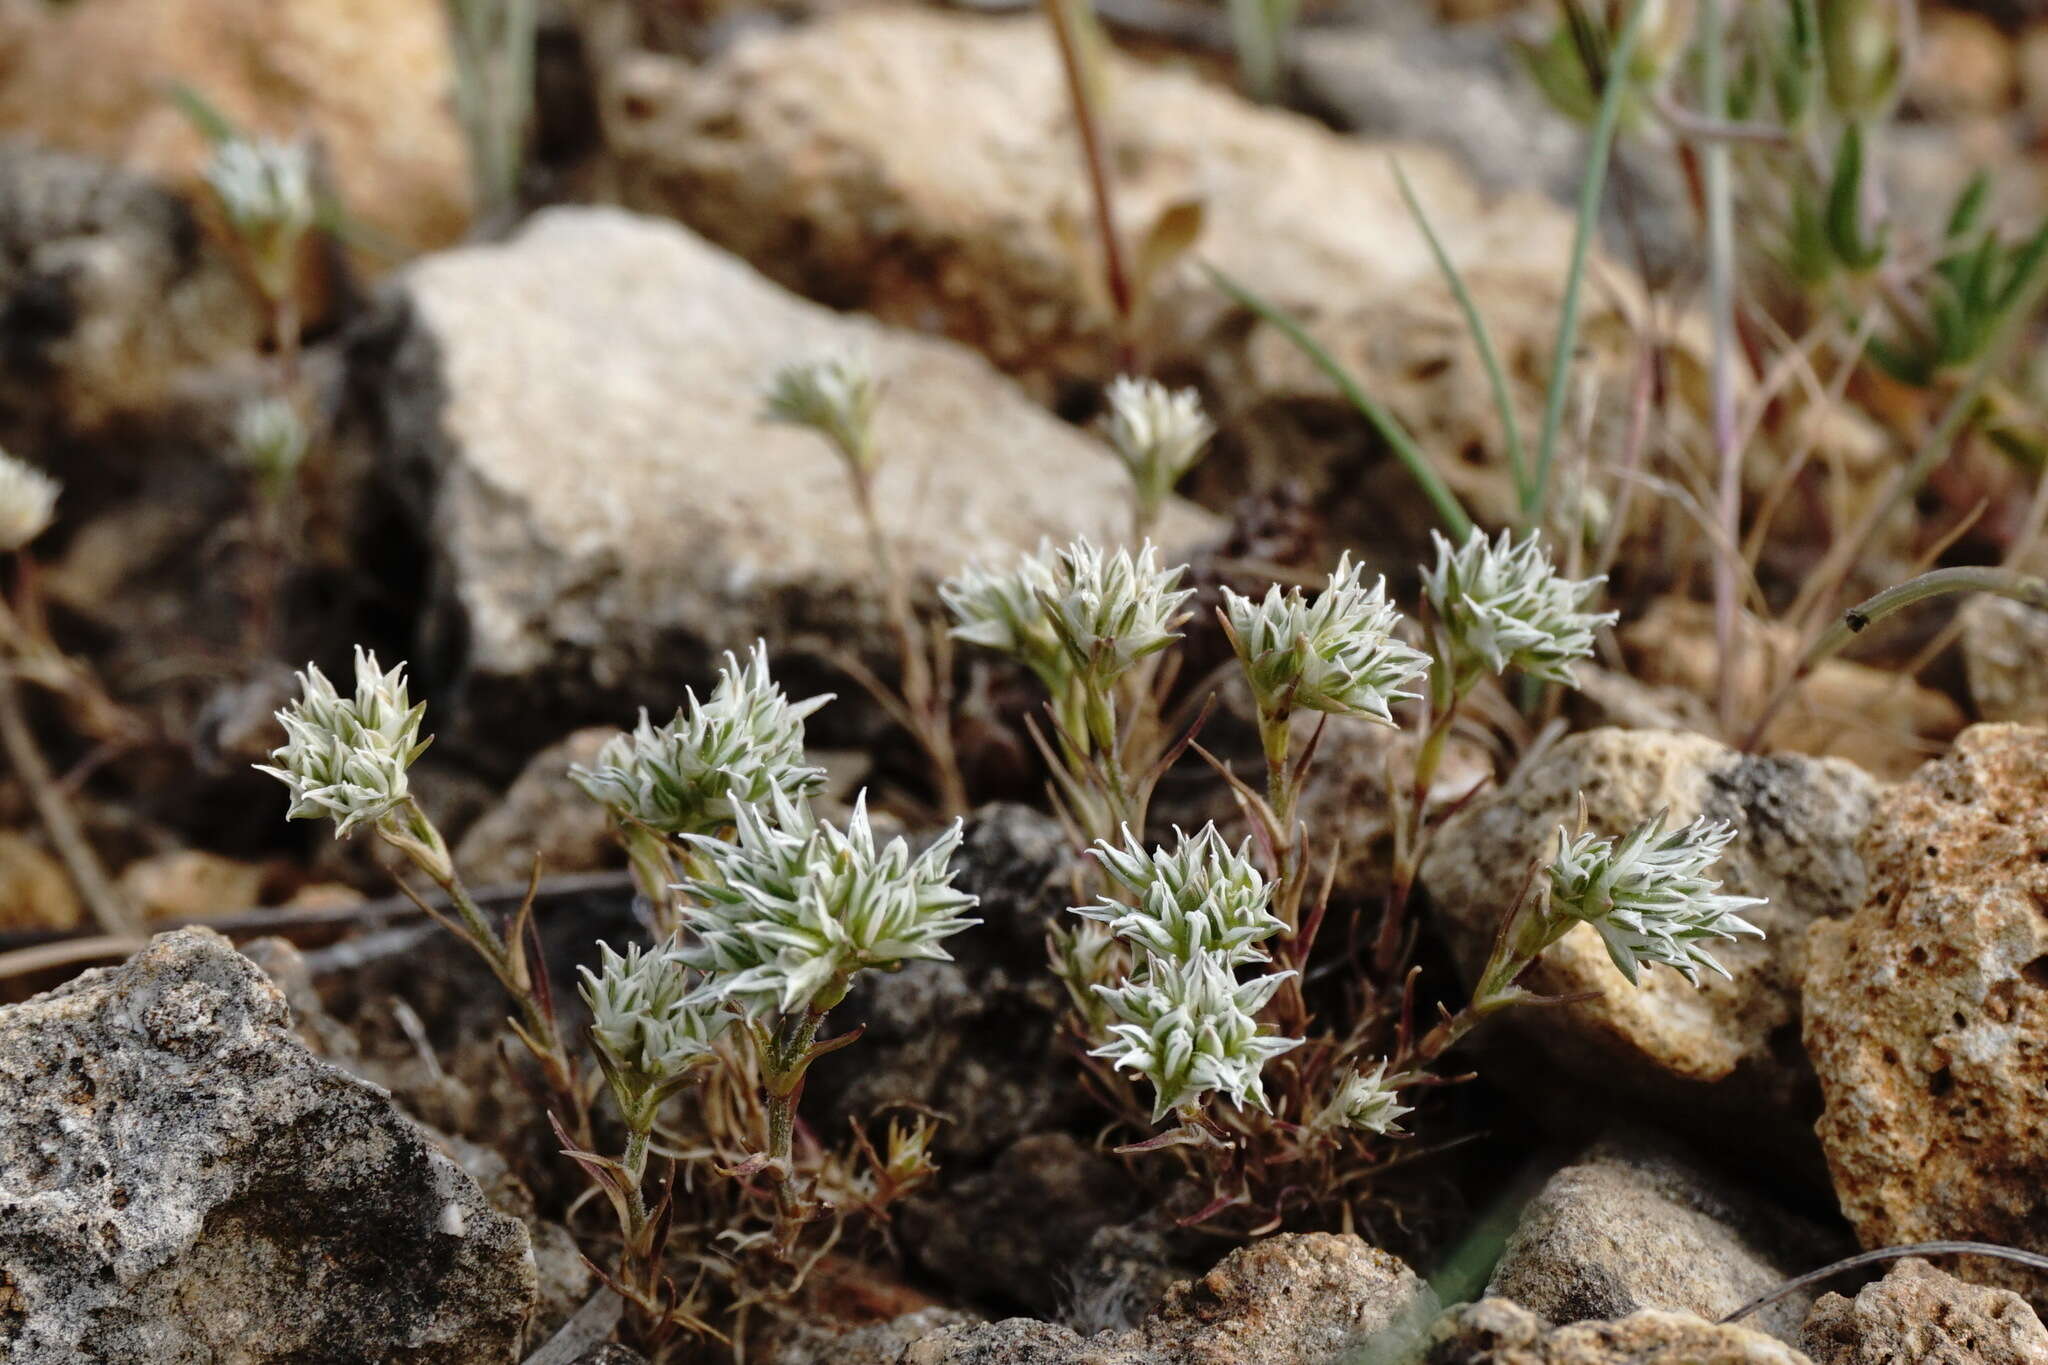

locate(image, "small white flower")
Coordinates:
1102 376 1213 523
1079 823 1283 967
676 788 980 1016
1042 538 1193 685
1419 528 1615 687
232 395 310 490
1221 555 1432 725
256 647 429 837
1544 810 1767 985
1313 1061 1413 1137
1091 949 1300 1122
0 448 59 553
579 938 730 1083
941 541 1068 689
203 136 315 291
762 350 882 472
569 642 832 836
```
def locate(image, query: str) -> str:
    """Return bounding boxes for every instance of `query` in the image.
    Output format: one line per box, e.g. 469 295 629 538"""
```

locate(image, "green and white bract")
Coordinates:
1222 554 1432 724
580 939 730 1082
1091 950 1300 1121
1102 376 1213 524
676 788 980 1017
940 540 1068 689
1313 1061 1412 1137
761 350 881 473
1041 538 1192 686
1081 823 1284 967
256 647 430 837
569 642 831 837
1544 811 1766 985
203 136 315 269
1420 528 1614 687
0 447 58 554
233 395 311 489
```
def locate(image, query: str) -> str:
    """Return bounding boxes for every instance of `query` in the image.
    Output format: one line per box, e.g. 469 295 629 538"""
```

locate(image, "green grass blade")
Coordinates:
1526 0 1655 524
1392 157 1529 514
1204 263 1474 538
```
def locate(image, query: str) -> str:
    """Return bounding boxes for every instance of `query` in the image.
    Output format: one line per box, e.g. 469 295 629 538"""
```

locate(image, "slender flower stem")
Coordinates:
1042 0 1135 354
761 1003 828 1250
1374 669 1465 974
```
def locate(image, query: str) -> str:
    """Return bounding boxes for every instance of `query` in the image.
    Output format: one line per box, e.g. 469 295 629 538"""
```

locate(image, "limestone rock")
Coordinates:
363 206 1214 749
1427 1298 1814 1365
453 727 622 886
901 1233 1430 1364
1488 1133 1845 1342
0 0 471 255
1801 1258 2048 1365
0 927 536 1362
0 141 259 434
601 9 1648 535
1803 724 2048 1304
1961 594 2048 723
1419 728 1880 1153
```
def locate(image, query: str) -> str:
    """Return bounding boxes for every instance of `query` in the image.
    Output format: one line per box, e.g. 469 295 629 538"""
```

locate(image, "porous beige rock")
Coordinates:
0 0 471 254
601 8 1653 534
370 206 1215 746
1489 1133 1845 1343
1803 724 2048 1305
453 728 621 886
1419 728 1880 1153
0 927 536 1362
1801 1258 2048 1365
1427 1298 1814 1365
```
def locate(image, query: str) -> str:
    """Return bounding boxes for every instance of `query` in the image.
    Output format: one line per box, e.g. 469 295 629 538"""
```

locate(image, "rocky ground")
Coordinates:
4 0 2048 1362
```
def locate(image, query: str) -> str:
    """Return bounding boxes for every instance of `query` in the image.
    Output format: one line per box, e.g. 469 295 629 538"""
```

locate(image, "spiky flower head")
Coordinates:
1419 528 1614 687
677 788 980 1016
1080 823 1283 967
1313 1061 1413 1137
232 394 310 494
941 540 1068 689
1102 376 1213 527
1092 950 1300 1122
570 643 831 836
203 136 315 297
0 448 58 553
1041 538 1193 686
1545 810 1766 986
762 350 881 473
580 939 730 1089
256 647 430 838
1222 555 1431 725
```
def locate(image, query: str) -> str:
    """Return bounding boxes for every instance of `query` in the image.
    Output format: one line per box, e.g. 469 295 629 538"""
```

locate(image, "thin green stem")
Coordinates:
1527 0 1656 523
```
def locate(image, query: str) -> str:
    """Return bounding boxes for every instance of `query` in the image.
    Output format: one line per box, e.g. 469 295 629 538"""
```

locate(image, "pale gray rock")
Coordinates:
0 927 536 1363
1419 729 1880 1157
1961 593 2048 724
363 205 1213 749
1426 1298 1814 1365
1489 1133 1845 1342
1800 1258 2048 1365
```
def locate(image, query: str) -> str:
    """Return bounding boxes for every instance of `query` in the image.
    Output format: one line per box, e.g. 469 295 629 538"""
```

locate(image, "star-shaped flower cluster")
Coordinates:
257 647 430 837
1312 1061 1413 1137
1420 528 1615 687
762 350 882 473
1080 823 1284 967
1222 554 1432 725
1101 376 1214 526
580 939 730 1084
1091 950 1301 1122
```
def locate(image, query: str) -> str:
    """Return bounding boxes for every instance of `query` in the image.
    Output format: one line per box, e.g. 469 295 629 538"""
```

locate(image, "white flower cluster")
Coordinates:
1101 376 1214 525
1544 811 1766 985
943 537 1190 691
1312 1061 1413 1137
580 939 730 1085
1075 823 1299 1122
1420 529 1614 687
762 351 881 473
0 448 59 554
1222 555 1432 725
570 643 831 836
1080 824 1283 966
1092 951 1299 1122
203 136 315 278
257 647 429 837
677 788 980 1017
232 395 310 490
